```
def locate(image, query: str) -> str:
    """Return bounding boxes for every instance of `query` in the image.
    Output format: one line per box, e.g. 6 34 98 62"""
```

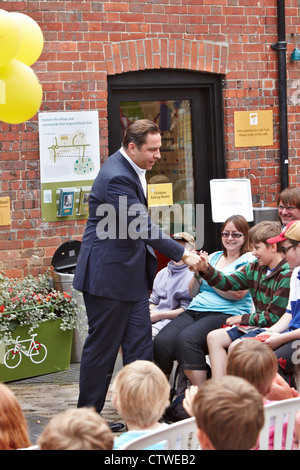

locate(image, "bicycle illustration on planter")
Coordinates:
4 333 48 369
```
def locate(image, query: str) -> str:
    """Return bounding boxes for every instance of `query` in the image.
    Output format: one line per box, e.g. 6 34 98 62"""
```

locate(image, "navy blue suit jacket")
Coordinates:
73 150 184 301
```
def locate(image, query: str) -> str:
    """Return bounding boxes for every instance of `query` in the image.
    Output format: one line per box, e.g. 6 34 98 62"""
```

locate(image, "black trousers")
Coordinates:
78 289 153 413
275 340 300 388
153 309 228 374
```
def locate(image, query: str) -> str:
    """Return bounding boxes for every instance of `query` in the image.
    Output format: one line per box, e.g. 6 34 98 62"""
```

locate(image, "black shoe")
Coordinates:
108 421 125 432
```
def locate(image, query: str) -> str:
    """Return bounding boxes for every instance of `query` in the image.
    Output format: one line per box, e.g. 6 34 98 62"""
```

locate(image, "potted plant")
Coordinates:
0 271 81 382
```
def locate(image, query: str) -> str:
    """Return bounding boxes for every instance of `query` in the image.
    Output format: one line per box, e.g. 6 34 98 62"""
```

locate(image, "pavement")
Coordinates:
7 354 125 445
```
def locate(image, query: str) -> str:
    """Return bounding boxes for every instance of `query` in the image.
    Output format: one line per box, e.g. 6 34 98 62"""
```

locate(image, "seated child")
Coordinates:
203 221 291 379
189 375 264 450
112 360 170 450
226 340 299 450
226 339 278 398
150 232 195 337
231 220 300 387
37 407 114 450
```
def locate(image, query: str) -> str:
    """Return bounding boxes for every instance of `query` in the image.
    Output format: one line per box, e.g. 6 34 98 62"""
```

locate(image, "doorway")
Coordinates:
107 69 225 253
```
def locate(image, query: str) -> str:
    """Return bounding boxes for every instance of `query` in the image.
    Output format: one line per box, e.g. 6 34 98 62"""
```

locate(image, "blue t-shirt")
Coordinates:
113 424 169 450
187 251 255 316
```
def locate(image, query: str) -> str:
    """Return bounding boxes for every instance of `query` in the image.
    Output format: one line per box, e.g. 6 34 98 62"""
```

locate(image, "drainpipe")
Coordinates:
271 0 289 190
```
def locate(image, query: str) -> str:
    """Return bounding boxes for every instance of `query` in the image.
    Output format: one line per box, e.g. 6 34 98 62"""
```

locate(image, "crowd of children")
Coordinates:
2 213 300 450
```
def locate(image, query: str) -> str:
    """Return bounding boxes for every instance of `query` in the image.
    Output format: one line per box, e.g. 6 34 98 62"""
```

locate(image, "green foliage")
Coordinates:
0 271 81 344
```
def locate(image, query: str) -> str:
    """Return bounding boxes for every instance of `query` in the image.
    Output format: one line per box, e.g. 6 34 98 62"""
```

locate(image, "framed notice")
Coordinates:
210 179 253 223
234 110 273 148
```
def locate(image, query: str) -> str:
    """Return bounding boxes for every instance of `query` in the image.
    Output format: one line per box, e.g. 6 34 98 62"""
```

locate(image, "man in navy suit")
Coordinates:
73 120 199 416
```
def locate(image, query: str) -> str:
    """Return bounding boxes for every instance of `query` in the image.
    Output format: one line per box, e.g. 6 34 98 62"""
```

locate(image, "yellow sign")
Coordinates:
234 110 273 147
148 183 173 207
0 197 11 226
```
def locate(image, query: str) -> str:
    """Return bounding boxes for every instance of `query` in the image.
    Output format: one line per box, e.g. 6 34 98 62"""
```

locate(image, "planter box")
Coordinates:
0 319 73 382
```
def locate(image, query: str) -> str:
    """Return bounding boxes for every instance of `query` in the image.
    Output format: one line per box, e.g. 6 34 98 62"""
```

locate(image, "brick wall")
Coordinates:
0 0 299 277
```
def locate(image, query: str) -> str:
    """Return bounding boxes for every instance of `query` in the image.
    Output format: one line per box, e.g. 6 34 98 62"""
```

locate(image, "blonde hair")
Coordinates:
0 383 31 450
192 375 264 450
112 360 170 428
249 220 281 248
227 339 278 397
148 175 170 184
37 407 114 450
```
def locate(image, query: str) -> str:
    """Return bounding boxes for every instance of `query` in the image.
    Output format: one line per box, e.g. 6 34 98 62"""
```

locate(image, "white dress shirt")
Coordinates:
119 147 147 197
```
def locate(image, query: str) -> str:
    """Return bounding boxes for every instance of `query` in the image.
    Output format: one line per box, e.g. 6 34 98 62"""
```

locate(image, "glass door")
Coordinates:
119 99 195 236
108 69 225 253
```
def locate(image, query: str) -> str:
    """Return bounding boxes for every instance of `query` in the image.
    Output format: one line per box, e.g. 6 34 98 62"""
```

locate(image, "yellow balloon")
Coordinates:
0 9 21 66
9 12 44 66
0 59 43 124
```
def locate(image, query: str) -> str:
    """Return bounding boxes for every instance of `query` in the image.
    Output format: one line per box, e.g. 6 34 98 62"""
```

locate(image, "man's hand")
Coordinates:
181 250 201 272
183 250 209 273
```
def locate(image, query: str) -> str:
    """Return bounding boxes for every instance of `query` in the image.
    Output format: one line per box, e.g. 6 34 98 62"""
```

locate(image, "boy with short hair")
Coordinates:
226 340 278 398
241 220 300 386
191 375 264 450
196 221 291 379
112 360 170 450
37 407 114 450
226 340 299 450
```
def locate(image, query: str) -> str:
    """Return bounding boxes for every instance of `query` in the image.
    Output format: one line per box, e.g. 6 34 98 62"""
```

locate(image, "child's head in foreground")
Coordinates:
37 407 114 450
112 360 170 428
192 375 264 450
0 382 32 450
226 339 278 397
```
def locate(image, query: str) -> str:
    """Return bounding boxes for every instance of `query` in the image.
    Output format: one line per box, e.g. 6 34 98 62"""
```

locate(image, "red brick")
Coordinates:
0 0 298 278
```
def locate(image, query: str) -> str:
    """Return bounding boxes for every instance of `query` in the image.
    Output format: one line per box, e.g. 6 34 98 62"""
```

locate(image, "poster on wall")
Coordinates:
38 111 100 221
0 197 11 226
234 110 273 148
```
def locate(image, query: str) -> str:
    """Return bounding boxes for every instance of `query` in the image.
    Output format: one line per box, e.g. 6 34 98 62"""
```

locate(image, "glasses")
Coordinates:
278 205 297 211
221 232 244 239
281 245 296 254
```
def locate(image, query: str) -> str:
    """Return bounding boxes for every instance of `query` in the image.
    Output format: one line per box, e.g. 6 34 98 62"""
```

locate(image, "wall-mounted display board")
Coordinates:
38 111 100 222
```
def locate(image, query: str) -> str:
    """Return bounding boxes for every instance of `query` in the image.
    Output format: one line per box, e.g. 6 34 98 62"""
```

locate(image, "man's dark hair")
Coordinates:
123 119 161 149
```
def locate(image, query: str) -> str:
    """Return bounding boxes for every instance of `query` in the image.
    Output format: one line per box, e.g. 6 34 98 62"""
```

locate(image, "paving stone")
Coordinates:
7 355 125 445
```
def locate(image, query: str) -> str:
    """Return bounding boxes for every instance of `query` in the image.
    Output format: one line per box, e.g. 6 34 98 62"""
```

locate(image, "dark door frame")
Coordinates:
107 69 225 253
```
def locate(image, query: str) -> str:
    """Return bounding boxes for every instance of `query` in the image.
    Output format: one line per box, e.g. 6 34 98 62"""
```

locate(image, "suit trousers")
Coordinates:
77 281 153 412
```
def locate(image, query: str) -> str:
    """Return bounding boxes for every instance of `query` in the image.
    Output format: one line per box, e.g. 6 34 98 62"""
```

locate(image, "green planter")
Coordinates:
0 319 73 382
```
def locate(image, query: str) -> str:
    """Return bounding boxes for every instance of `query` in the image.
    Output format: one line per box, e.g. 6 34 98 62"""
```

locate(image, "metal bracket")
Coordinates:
271 41 287 51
